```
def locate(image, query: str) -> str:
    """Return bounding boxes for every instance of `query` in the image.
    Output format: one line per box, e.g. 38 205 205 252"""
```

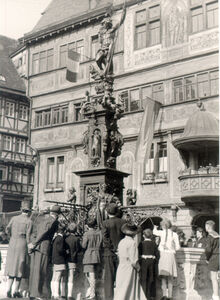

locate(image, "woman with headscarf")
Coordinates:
153 219 180 300
114 223 146 300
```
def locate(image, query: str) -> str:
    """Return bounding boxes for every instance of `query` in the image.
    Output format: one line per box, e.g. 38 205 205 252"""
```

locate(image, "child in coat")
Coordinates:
51 223 66 300
65 222 81 300
82 219 102 300
139 229 159 300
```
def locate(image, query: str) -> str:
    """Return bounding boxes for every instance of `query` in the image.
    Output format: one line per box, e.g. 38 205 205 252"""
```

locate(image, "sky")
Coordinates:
0 0 51 40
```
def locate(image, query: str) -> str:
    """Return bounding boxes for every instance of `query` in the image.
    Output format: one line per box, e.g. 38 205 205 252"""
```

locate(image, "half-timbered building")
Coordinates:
0 36 34 212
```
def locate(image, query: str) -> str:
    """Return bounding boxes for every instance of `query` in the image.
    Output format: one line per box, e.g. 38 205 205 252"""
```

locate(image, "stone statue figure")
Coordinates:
67 186 77 203
96 3 126 76
162 0 188 47
91 129 101 157
126 189 137 206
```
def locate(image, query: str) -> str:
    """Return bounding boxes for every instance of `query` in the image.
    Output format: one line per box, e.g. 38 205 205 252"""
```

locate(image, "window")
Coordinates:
61 106 68 123
118 82 164 112
52 108 60 125
130 89 141 111
28 169 34 185
152 83 164 101
35 106 69 128
57 156 64 187
47 49 54 70
210 70 219 95
35 111 43 128
172 70 218 103
135 6 161 50
44 109 51 126
119 91 129 112
60 40 84 67
3 135 12 151
32 49 54 74
0 166 7 181
47 156 65 189
91 35 99 59
144 141 168 181
158 142 168 173
5 102 15 117
207 2 218 28
145 144 154 174
15 138 25 153
173 79 184 103
32 53 39 75
185 76 196 100
47 157 55 188
60 45 68 67
39 51 47 73
19 105 28 120
191 6 204 32
190 0 218 33
198 73 209 97
149 5 160 46
12 168 21 182
135 10 147 49
74 103 83 122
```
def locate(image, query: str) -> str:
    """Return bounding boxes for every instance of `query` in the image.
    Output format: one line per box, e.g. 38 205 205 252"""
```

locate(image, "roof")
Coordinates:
173 102 219 150
29 0 112 35
0 35 26 93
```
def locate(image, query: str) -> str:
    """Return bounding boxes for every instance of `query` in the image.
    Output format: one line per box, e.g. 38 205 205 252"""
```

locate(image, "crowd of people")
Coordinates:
1 201 219 300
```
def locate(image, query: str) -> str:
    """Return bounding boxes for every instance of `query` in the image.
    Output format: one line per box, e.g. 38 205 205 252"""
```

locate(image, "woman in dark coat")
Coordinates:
5 204 32 298
82 219 102 300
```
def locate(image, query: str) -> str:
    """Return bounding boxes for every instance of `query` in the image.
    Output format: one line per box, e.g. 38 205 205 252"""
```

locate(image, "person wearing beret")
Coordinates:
28 205 61 300
102 203 125 300
205 220 219 300
114 223 146 300
5 201 32 298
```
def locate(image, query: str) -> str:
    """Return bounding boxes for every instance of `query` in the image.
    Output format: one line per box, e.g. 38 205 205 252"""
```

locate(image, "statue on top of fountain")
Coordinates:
95 3 126 77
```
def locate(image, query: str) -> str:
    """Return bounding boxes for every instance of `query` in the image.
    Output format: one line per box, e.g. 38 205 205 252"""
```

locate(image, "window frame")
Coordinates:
118 81 164 113
190 0 218 33
172 69 219 103
32 48 54 75
144 141 168 182
134 4 161 50
46 156 65 189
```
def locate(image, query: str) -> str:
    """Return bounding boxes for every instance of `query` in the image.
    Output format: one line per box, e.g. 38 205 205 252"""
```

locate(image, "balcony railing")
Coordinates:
179 167 219 200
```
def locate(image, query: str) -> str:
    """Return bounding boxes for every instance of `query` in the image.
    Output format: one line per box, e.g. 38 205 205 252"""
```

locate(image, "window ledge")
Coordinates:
142 178 168 184
44 187 64 193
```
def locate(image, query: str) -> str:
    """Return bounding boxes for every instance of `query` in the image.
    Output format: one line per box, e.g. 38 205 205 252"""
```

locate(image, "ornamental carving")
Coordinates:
161 0 188 48
189 29 219 53
122 206 167 226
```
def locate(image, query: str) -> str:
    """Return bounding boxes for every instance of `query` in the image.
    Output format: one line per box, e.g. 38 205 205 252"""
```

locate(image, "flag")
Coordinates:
135 97 162 163
66 50 80 82
134 97 162 192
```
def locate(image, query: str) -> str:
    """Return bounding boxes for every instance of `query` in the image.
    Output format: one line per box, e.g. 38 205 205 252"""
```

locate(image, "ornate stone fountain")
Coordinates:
74 7 129 206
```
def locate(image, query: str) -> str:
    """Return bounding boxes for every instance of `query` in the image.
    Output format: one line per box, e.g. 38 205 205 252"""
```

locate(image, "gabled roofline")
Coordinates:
23 5 112 45
22 0 142 46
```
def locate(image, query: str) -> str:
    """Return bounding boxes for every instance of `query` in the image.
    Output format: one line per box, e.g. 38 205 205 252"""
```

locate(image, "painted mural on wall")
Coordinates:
161 0 188 48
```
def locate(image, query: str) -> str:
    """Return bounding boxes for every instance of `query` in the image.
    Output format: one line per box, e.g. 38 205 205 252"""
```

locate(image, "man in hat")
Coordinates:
205 220 219 300
28 205 61 300
102 203 125 300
